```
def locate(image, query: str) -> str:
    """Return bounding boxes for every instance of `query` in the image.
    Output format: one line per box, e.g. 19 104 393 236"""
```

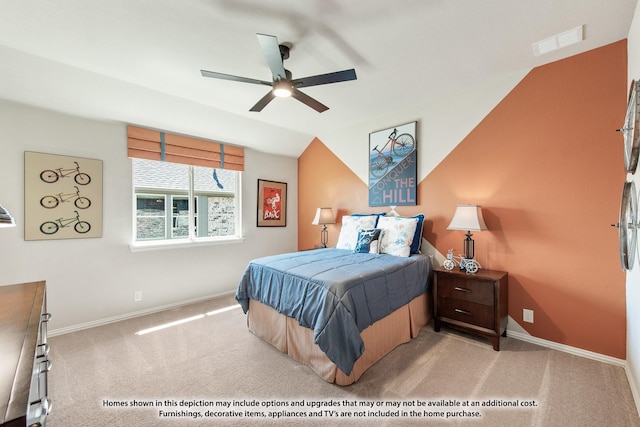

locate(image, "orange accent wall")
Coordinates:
298 41 628 358
298 138 370 250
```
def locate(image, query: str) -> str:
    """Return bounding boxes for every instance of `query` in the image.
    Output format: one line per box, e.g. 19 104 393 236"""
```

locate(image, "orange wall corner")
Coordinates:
298 137 370 250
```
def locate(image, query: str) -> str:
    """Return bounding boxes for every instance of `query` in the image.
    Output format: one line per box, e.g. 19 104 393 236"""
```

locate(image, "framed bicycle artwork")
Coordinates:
24 151 103 240
257 179 287 227
368 121 417 207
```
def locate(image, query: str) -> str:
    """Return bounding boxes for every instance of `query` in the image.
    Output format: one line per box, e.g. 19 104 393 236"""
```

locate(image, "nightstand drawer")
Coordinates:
438 298 494 329
436 275 494 305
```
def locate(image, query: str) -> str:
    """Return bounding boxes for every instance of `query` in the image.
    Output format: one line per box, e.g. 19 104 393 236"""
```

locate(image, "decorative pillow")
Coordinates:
351 212 386 227
335 215 379 250
353 228 382 254
377 216 419 257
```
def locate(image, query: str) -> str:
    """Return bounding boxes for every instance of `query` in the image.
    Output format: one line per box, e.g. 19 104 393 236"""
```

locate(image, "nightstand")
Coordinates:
433 267 508 350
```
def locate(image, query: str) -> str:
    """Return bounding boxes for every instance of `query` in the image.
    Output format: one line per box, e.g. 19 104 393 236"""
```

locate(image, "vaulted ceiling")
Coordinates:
0 0 636 156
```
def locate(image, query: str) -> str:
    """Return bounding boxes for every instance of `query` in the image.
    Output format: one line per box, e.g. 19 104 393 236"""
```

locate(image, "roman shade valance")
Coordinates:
127 125 244 171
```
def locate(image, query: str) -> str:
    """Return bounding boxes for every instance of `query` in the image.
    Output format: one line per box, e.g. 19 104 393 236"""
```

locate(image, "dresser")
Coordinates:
434 267 508 350
0 281 51 427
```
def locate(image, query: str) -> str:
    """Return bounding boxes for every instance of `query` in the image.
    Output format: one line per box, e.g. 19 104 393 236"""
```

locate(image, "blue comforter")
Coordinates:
235 248 432 375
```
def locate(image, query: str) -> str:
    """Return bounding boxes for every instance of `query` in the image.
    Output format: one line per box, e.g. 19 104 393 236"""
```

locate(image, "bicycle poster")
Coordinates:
368 121 417 207
24 151 103 240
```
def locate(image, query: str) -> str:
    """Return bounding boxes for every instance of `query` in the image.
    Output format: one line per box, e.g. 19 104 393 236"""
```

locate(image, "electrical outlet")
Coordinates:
134 291 142 302
523 308 534 323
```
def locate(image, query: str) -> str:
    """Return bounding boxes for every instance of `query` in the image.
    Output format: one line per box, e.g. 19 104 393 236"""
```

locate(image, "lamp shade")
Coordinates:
0 204 16 228
447 204 487 231
311 207 336 225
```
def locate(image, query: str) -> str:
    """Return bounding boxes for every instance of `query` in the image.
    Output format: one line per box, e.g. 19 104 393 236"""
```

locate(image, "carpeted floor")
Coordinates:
47 293 640 426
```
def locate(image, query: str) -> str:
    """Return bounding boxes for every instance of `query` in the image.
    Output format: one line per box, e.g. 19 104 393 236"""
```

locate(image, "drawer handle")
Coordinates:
455 308 472 315
34 359 52 375
37 343 50 358
454 286 472 293
41 313 52 322
29 397 51 423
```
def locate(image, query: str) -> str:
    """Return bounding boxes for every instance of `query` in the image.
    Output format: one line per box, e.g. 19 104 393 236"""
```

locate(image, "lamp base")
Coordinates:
320 225 328 248
463 231 475 260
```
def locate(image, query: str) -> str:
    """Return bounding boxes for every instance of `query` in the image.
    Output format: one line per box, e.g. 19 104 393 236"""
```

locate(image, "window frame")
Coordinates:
130 162 243 251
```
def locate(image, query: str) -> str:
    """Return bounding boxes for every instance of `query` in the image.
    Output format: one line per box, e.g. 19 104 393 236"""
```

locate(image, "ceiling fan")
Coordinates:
200 33 357 113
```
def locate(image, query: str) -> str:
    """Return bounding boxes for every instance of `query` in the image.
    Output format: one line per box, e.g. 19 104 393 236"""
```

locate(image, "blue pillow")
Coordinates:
405 214 425 254
353 228 382 253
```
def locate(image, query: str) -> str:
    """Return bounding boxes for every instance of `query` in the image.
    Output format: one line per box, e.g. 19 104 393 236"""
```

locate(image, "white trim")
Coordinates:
129 236 244 252
508 329 625 367
48 290 236 337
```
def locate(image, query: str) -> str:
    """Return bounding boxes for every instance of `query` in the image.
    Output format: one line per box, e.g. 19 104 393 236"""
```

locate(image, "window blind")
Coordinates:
127 125 244 171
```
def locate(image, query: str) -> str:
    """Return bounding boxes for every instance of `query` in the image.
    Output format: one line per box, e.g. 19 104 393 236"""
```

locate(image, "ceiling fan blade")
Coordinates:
201 69 271 86
249 91 277 112
291 88 329 113
292 69 357 88
256 33 287 80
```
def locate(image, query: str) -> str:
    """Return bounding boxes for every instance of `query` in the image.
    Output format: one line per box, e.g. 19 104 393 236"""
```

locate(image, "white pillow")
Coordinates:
377 216 419 257
335 215 379 250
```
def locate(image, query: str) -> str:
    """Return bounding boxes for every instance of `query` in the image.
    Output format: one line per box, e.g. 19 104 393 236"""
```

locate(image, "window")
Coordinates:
132 158 241 246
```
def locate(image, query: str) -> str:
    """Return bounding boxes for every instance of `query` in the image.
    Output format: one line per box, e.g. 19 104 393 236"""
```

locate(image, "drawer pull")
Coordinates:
41 313 52 322
455 308 472 315
29 397 51 424
37 343 50 358
34 359 51 375
454 286 472 293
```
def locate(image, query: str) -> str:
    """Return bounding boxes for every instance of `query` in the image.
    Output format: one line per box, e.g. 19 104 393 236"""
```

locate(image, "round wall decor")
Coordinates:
622 80 640 174
614 181 638 271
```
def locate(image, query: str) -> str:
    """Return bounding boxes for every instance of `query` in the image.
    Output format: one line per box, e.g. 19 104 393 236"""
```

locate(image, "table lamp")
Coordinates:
447 204 487 259
311 207 335 248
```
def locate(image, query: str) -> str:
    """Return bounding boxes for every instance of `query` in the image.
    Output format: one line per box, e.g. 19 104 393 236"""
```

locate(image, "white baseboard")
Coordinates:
507 329 625 367
48 290 236 337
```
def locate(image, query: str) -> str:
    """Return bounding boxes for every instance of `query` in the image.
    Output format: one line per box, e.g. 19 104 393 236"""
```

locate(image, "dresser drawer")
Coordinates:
436 275 494 305
437 297 494 330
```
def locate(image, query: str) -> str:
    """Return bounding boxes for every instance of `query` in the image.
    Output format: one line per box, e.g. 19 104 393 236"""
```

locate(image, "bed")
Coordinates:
235 213 432 385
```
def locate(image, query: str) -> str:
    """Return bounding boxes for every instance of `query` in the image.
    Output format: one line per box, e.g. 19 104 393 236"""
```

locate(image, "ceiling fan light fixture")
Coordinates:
273 80 292 97
200 33 356 112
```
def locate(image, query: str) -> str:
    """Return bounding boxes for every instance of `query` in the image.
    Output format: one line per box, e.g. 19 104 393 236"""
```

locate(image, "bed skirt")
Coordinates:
246 292 432 386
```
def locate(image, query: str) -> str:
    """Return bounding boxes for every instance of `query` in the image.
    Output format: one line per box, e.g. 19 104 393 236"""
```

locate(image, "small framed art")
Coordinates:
257 179 287 227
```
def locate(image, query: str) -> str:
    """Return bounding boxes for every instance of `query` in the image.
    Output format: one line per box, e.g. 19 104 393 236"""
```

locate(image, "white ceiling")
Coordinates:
0 0 637 157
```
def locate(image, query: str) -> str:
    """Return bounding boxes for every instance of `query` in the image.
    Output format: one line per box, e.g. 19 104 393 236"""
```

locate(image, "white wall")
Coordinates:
317 70 528 184
0 99 298 332
627 1 640 408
